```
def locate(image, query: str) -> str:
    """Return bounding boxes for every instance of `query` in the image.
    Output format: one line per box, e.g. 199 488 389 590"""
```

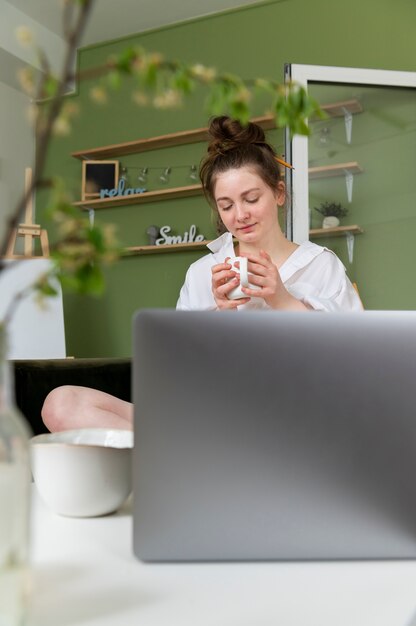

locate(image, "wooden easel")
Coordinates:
5 167 49 258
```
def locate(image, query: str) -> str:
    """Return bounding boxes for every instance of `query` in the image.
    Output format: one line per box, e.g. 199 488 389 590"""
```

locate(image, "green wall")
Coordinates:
40 0 416 357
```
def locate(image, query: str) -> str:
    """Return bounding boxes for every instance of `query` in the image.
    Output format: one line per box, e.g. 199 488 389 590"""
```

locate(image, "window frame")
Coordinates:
284 64 416 243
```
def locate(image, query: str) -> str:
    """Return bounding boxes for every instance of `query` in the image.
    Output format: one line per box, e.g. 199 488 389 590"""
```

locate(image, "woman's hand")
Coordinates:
211 259 250 310
240 250 308 311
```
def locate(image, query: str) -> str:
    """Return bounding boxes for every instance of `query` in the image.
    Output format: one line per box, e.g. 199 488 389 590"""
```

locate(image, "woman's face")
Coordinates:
213 166 285 243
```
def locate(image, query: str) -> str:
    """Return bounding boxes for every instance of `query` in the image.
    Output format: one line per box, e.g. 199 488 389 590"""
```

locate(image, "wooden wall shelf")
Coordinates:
71 115 277 161
309 162 363 203
309 162 363 179
122 227 363 255
72 101 363 162
124 241 211 255
73 184 204 210
309 225 363 238
73 166 363 210
311 99 363 146
318 98 363 118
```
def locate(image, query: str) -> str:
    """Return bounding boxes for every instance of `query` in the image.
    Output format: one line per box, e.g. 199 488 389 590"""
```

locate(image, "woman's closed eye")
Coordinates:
218 196 258 210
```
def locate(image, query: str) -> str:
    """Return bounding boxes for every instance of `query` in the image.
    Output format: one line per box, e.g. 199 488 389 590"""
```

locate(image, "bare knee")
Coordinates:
41 385 133 432
41 385 82 432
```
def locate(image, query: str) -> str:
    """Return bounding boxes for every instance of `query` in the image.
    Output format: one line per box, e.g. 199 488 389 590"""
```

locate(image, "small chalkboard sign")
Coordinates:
82 160 119 200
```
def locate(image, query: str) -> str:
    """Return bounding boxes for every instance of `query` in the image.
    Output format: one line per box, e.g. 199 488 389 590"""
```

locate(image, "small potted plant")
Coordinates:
314 201 348 229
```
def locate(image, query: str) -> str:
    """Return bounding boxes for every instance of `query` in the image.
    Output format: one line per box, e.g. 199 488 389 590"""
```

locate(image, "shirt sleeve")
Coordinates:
286 252 363 312
176 262 217 311
176 270 191 310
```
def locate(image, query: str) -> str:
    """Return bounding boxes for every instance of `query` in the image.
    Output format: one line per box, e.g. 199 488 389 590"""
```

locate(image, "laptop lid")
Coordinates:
133 310 416 561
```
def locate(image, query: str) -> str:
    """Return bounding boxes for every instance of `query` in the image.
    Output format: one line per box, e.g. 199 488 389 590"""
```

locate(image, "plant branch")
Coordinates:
0 0 94 259
33 0 93 184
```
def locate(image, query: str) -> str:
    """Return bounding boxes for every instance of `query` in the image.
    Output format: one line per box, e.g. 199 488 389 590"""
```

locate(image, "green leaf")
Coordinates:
107 70 122 90
142 62 158 88
87 226 105 252
171 68 194 95
114 47 137 73
36 281 58 297
44 76 58 98
229 100 250 125
76 263 105 295
205 82 228 115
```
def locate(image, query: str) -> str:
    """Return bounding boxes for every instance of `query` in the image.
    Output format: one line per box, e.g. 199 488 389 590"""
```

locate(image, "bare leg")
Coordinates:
41 385 133 432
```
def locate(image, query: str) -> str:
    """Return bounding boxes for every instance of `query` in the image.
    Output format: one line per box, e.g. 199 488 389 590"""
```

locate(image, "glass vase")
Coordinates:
0 327 32 626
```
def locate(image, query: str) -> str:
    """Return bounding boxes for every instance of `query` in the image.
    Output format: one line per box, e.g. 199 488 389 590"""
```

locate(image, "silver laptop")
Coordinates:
132 310 416 561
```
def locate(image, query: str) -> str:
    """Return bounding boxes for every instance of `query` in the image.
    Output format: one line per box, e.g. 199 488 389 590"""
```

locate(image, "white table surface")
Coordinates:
29 486 416 626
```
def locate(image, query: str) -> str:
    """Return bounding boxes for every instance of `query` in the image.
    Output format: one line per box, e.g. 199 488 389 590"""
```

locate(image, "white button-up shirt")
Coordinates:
177 232 363 312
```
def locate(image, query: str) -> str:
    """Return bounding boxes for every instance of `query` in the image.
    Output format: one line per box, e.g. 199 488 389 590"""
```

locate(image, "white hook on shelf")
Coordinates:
342 107 353 144
88 209 95 227
344 170 354 203
345 231 355 264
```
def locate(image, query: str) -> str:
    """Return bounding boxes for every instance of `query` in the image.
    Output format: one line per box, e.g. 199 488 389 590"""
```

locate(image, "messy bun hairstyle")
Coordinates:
199 116 283 234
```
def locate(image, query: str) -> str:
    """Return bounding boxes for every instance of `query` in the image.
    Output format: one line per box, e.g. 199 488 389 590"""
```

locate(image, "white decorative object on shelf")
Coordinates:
314 201 348 229
100 178 147 199
156 224 205 246
322 216 340 229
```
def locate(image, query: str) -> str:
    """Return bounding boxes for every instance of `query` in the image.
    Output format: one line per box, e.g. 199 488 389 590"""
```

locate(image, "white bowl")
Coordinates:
30 428 134 518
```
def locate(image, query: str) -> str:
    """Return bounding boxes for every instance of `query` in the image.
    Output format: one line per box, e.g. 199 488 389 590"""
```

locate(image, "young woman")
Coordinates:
177 115 361 313
41 116 362 433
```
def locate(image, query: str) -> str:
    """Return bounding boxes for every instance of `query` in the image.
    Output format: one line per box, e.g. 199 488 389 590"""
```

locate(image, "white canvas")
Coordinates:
0 258 66 359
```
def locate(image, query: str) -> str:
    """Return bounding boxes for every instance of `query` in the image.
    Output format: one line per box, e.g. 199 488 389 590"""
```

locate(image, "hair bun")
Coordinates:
207 115 266 155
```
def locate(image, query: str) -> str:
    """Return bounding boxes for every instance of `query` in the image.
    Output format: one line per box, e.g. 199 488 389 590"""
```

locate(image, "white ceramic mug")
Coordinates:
227 256 250 300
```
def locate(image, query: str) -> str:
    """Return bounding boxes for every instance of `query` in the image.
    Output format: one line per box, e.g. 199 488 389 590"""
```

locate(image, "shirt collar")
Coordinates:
279 241 326 281
206 232 235 260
